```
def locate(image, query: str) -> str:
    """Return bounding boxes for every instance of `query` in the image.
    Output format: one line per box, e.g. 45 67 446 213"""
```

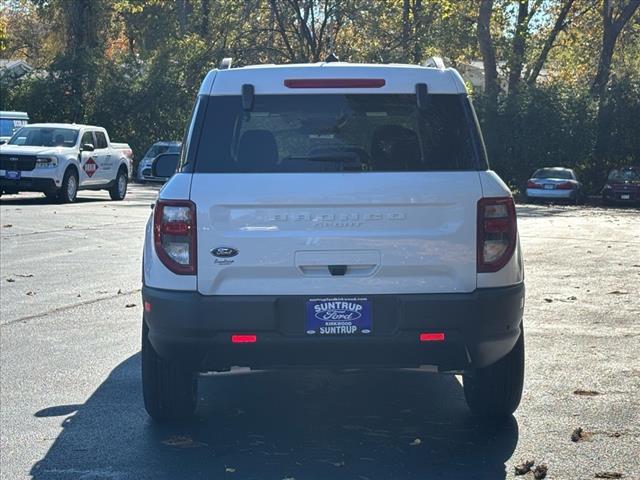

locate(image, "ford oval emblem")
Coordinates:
211 247 238 258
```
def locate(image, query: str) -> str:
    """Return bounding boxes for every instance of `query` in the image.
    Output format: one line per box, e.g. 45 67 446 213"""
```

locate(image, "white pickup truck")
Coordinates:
0 123 130 202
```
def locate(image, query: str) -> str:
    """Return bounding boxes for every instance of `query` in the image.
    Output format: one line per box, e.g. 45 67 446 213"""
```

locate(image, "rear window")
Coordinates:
533 168 574 180
190 94 486 173
608 169 639 182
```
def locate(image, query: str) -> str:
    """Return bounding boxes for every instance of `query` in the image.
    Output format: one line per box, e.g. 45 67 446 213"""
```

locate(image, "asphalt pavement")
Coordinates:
1 185 639 480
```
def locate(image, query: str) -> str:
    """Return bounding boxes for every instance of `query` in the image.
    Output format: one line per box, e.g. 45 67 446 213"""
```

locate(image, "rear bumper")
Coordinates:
526 188 575 199
142 283 525 372
602 189 639 203
0 176 57 192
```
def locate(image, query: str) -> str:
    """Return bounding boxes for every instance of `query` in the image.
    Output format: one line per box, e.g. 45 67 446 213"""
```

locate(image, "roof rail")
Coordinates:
422 57 446 69
219 57 232 70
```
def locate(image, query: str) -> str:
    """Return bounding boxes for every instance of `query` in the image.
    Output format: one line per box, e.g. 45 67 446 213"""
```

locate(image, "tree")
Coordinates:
477 0 499 108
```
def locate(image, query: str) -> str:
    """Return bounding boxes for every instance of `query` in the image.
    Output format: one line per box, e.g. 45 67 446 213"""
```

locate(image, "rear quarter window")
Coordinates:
188 93 487 173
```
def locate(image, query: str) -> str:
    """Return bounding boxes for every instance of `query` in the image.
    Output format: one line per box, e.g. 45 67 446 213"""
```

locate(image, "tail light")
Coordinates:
526 180 540 189
477 197 517 273
556 182 574 190
284 78 385 88
153 199 197 274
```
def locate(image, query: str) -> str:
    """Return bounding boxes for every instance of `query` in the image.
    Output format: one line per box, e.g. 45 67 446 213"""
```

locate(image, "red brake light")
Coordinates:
284 79 385 89
556 182 574 190
477 197 517 273
153 199 197 275
419 332 445 342
231 334 257 344
526 180 540 189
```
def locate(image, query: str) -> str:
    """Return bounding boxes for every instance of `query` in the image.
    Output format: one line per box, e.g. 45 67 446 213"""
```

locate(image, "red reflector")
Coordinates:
162 221 190 235
284 78 385 89
231 334 257 344
144 301 152 313
420 332 445 342
484 218 509 233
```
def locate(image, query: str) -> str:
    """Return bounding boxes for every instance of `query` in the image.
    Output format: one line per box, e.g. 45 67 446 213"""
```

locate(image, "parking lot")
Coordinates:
1 185 639 480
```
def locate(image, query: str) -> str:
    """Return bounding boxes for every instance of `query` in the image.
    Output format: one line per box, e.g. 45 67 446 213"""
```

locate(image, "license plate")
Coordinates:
544 184 554 190
305 297 372 336
5 170 21 180
621 194 630 200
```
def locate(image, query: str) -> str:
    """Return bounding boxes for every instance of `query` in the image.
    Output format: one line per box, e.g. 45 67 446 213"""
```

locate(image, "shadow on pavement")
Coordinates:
31 354 518 480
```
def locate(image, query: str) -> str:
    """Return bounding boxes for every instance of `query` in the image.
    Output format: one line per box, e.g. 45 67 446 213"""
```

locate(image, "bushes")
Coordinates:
473 80 639 193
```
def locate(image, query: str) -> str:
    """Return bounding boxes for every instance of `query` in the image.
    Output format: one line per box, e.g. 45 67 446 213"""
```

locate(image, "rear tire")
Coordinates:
109 168 128 201
58 168 78 203
463 327 524 418
142 321 198 421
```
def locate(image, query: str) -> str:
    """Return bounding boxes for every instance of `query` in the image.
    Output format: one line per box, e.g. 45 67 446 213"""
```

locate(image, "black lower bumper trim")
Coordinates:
142 284 525 372
1 177 57 192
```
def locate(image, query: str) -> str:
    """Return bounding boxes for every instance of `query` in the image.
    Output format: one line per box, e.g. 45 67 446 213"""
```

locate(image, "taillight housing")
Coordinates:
153 199 197 275
477 197 517 273
556 181 574 190
526 180 540 189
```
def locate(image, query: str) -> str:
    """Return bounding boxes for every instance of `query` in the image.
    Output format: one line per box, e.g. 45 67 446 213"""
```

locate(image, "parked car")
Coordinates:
525 167 584 204
141 60 525 422
602 166 640 205
136 141 181 182
0 111 29 144
112 142 134 180
0 123 130 202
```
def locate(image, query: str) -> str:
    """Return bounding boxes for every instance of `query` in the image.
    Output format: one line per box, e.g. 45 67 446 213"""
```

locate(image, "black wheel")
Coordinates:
463 327 524 418
142 321 198 421
109 168 128 201
58 168 78 203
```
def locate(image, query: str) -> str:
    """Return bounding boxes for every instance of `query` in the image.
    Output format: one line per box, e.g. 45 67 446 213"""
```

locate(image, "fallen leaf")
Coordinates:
2 224 12 228
567 296 577 300
574 389 601 396
125 303 136 308
533 464 548 479
515 460 535 475
409 438 422 446
6 278 15 283
595 473 623 479
117 289 123 294
26 291 35 296
544 298 553 303
571 427 592 442
608 290 628 295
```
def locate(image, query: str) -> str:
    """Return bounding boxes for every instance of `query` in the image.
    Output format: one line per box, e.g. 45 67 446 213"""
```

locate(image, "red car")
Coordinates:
602 167 640 205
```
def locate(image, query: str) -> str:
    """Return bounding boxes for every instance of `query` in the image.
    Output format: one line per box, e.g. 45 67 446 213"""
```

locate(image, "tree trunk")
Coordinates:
199 0 210 38
591 0 640 98
176 0 188 36
402 0 411 62
526 0 575 86
507 0 529 95
592 0 639 181
477 0 499 108
412 0 423 64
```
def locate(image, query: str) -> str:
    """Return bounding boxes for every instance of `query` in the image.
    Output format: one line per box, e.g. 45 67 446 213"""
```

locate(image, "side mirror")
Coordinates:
81 143 95 152
0 140 7 145
151 153 180 180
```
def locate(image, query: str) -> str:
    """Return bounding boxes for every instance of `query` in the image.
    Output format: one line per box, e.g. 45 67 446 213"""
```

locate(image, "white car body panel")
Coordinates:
191 172 482 295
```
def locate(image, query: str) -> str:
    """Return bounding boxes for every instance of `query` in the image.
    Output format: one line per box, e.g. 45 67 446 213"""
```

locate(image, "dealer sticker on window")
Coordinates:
305 297 372 336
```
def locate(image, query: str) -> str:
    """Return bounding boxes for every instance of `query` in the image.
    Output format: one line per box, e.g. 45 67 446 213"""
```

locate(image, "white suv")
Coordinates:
141 61 525 421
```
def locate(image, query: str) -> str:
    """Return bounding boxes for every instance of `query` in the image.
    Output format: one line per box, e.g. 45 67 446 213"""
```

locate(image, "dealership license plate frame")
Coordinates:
305 297 372 336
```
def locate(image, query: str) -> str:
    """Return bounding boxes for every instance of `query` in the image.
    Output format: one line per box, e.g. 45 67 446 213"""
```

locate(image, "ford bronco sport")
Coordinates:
141 60 525 421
